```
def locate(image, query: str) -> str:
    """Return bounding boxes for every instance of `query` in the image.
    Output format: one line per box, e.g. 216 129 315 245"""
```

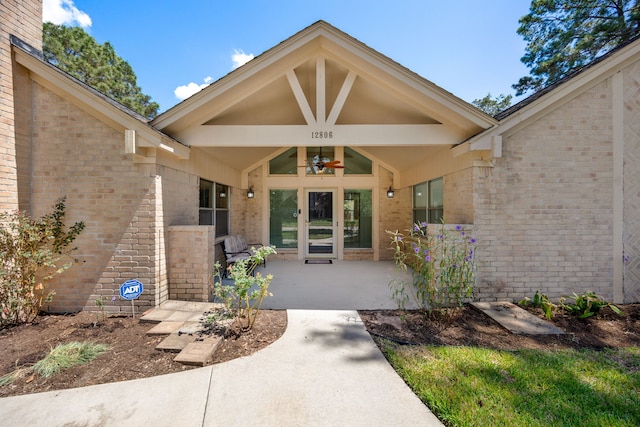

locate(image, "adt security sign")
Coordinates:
119 279 143 300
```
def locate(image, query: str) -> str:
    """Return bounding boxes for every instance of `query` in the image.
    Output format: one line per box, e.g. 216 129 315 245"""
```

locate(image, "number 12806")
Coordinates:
311 131 333 139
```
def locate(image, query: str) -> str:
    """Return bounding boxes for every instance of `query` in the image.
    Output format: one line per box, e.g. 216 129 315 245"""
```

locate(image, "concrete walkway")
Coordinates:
258 260 419 310
0 310 443 427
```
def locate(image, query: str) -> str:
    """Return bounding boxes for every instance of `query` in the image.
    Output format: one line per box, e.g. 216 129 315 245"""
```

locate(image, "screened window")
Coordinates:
344 147 372 175
344 189 372 248
269 189 298 248
412 178 443 224
269 147 298 174
199 179 229 237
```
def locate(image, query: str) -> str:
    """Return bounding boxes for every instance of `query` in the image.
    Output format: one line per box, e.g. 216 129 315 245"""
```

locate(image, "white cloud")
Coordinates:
232 49 254 69
43 0 92 28
173 77 212 101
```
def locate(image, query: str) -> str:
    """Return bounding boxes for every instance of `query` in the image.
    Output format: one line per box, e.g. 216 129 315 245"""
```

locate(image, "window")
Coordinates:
269 147 298 174
412 178 443 224
199 178 229 237
344 147 372 175
304 147 336 175
344 189 372 248
428 178 443 223
269 189 298 248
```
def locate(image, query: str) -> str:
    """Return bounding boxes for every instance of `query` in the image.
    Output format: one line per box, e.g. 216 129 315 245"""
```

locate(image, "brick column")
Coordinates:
0 1 43 211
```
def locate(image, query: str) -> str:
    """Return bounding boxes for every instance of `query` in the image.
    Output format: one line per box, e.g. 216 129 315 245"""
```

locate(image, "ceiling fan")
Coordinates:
299 149 345 174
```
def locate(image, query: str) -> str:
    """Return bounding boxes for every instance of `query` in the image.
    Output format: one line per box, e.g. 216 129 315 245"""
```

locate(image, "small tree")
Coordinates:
0 197 85 326
211 245 277 332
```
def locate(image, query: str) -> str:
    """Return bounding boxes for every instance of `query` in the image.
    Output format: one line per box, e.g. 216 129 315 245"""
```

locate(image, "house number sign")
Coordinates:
311 131 333 139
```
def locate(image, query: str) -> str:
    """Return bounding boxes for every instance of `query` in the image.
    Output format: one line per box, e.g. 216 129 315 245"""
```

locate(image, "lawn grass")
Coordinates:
381 342 640 427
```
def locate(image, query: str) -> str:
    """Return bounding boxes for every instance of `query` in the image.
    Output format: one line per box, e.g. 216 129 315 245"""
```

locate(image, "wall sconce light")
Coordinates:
219 189 226 198
247 187 255 199
386 186 395 198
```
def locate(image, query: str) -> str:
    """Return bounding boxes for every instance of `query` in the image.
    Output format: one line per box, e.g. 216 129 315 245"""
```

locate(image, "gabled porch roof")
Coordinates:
152 21 496 185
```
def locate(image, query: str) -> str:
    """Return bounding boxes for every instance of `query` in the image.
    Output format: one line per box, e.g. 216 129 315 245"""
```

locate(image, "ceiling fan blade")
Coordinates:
323 160 342 167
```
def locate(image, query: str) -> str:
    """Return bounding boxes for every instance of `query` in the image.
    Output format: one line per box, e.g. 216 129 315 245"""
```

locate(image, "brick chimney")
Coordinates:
0 0 43 211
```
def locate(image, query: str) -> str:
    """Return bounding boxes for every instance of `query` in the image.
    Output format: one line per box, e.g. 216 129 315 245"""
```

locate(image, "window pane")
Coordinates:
428 208 443 224
413 209 427 225
344 189 372 248
215 209 229 236
429 178 443 209
269 147 298 174
199 179 213 208
270 189 298 248
344 147 372 175
305 147 336 175
216 183 228 209
199 210 213 225
413 182 427 208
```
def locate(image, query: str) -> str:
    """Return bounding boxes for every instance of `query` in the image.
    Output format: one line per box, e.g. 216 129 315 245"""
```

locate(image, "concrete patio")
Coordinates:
253 260 417 310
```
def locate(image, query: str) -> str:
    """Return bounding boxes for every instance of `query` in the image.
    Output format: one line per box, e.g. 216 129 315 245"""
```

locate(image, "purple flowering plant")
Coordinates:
387 222 476 316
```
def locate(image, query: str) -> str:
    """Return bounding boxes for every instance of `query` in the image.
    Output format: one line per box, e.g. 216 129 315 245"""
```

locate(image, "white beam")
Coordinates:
179 124 461 147
327 71 356 125
286 69 316 125
316 57 326 125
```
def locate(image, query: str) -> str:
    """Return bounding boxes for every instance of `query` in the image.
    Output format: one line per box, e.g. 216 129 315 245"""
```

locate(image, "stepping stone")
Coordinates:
156 334 197 352
173 336 222 366
471 301 565 335
146 321 185 336
139 309 175 323
177 321 204 335
165 310 203 322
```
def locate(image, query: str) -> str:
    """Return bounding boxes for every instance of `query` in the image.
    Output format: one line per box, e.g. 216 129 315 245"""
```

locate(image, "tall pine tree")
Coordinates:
514 0 640 96
43 23 160 119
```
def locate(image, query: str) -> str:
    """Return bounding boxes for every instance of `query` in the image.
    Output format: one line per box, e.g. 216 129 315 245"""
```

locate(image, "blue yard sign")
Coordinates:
119 279 143 300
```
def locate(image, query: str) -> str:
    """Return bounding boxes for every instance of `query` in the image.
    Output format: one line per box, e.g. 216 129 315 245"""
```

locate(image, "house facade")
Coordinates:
1 1 637 313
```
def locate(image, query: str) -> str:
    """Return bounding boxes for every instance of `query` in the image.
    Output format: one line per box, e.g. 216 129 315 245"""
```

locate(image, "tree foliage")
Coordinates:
514 0 640 96
472 93 513 116
0 197 85 326
43 23 160 119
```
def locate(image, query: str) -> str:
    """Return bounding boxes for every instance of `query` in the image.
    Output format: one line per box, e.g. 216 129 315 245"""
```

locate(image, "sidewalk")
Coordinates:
0 310 443 427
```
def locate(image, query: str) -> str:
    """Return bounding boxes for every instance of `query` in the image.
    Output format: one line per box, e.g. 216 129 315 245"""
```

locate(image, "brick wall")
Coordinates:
473 80 614 302
168 226 215 301
30 84 163 313
231 165 263 244
378 166 411 260
445 167 474 224
0 0 43 211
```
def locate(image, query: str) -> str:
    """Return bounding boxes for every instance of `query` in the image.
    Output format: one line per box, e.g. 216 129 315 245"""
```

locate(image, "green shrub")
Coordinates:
518 290 557 319
211 245 277 332
0 197 85 327
560 291 623 319
388 222 476 317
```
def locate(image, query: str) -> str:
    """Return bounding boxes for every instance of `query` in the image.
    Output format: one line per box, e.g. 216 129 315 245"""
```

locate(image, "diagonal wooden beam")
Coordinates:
327 71 357 125
286 69 316 125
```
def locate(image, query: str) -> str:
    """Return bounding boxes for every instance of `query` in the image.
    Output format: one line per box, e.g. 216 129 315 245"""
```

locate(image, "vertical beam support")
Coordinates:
125 129 136 154
316 57 326 126
612 71 624 303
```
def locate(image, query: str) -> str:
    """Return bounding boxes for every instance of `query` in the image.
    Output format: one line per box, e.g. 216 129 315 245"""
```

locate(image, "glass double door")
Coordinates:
305 190 336 258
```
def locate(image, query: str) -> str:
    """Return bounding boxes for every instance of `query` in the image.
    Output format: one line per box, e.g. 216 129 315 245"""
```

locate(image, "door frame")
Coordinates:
303 188 338 258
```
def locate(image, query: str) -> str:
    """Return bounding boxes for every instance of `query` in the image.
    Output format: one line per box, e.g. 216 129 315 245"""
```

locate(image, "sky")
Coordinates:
42 0 533 114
